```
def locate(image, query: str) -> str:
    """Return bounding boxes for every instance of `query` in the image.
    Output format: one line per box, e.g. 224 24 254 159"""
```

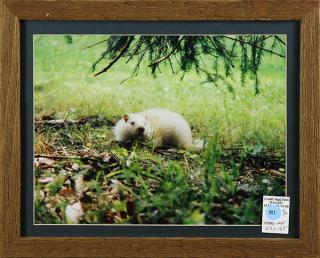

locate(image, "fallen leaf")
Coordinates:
104 210 116 223
214 218 227 224
99 152 111 162
59 188 75 197
38 157 55 165
75 173 85 195
39 177 54 184
63 161 73 171
35 157 55 168
65 202 84 224
262 178 271 184
64 179 71 185
72 163 80 171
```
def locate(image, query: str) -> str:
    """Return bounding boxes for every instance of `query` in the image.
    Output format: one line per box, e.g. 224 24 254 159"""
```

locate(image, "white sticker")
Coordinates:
262 196 290 234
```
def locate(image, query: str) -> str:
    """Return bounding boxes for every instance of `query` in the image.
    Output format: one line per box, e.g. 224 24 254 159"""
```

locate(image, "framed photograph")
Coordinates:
1 1 319 257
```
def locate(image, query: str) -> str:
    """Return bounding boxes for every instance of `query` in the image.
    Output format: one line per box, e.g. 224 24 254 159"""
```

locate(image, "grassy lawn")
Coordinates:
34 35 286 224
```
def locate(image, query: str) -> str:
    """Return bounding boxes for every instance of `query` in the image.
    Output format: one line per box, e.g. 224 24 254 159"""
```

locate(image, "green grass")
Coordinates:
34 35 285 148
34 35 286 224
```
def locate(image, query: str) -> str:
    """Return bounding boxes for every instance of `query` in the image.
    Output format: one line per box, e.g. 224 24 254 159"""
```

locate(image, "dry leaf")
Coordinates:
38 157 55 165
98 152 111 162
59 188 75 197
72 163 80 171
65 202 84 224
75 174 85 195
35 157 55 168
39 176 54 184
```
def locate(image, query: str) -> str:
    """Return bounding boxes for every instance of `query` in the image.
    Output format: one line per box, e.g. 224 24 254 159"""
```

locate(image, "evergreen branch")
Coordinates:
94 36 134 77
134 47 148 75
167 55 175 73
160 39 175 73
274 37 286 56
208 36 235 73
125 37 145 64
275 35 286 45
172 52 184 73
147 36 185 67
120 45 148 83
83 39 109 49
222 36 285 58
256 35 273 43
91 35 285 94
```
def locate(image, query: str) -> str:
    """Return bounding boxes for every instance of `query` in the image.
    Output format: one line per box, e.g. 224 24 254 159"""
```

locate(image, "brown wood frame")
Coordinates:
0 0 319 257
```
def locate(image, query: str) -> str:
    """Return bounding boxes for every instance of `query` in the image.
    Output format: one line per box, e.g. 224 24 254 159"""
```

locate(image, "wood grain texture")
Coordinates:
0 0 320 257
300 3 320 255
2 0 318 20
0 0 21 257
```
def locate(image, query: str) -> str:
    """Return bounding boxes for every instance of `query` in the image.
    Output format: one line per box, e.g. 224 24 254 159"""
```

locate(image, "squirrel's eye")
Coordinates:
131 122 135 125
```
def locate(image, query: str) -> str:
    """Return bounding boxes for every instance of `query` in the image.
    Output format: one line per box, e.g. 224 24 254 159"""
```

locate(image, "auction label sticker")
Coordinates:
262 196 290 234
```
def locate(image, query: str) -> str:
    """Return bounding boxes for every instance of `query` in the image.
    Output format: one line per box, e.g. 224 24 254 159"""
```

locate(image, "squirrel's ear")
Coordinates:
123 114 129 122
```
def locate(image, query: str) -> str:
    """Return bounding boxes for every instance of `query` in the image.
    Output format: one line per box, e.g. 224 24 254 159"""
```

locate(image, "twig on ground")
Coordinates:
254 168 286 179
35 116 115 130
35 152 118 164
35 153 100 162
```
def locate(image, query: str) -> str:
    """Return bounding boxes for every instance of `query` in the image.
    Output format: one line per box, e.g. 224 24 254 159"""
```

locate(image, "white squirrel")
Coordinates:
113 108 204 152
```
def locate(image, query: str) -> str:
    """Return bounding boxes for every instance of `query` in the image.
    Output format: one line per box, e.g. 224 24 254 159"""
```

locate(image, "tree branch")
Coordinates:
125 37 145 64
222 35 285 58
94 36 134 77
83 39 109 49
275 35 286 45
147 36 185 67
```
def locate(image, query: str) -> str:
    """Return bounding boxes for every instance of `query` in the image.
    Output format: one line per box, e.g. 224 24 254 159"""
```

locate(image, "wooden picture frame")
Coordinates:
0 0 319 257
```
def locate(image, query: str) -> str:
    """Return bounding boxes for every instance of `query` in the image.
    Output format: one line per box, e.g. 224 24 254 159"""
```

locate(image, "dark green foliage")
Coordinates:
89 35 286 93
64 35 73 45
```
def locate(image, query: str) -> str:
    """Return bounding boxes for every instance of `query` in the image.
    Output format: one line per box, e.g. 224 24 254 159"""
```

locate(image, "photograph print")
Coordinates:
34 34 286 225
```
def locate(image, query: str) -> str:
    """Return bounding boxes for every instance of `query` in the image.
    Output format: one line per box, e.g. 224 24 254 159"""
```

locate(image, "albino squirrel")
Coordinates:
113 108 204 152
